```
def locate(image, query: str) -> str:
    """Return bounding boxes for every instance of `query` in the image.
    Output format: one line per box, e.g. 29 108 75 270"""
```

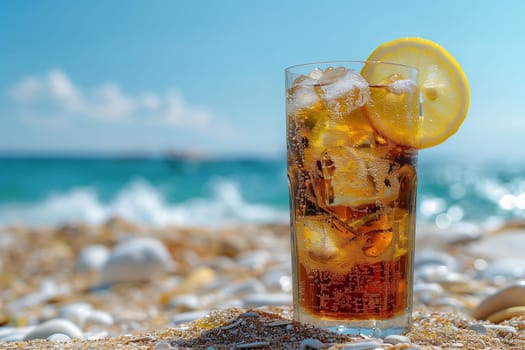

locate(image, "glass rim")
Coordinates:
285 60 417 73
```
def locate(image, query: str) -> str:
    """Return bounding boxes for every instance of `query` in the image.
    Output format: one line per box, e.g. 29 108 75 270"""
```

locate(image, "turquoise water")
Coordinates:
0 155 524 227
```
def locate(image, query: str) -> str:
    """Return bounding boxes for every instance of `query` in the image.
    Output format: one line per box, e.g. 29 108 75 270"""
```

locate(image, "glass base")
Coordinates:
296 312 410 337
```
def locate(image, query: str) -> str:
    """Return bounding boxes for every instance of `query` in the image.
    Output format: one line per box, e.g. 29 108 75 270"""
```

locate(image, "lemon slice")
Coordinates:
362 37 469 149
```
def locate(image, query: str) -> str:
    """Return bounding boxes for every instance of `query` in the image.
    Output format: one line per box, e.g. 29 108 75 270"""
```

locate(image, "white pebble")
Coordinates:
60 303 93 327
168 294 202 310
0 327 34 342
484 324 517 334
76 244 110 271
23 318 82 340
472 280 525 320
384 334 410 345
101 237 174 284
467 323 488 334
242 293 292 307
153 342 176 350
85 309 114 326
47 333 71 341
172 310 211 324
300 338 324 349
219 278 266 296
235 250 273 269
339 339 383 349
477 259 525 281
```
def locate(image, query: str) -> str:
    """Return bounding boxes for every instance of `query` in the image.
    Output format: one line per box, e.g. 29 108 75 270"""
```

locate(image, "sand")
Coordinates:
1 219 525 349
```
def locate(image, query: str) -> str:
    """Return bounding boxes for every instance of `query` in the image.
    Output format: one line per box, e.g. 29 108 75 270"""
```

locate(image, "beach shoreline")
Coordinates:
1 219 525 349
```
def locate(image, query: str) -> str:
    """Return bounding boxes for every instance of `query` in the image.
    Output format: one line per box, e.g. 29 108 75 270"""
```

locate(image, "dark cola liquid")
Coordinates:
298 255 407 319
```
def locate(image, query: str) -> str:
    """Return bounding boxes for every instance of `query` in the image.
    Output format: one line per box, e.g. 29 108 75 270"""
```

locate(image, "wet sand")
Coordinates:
1 219 525 349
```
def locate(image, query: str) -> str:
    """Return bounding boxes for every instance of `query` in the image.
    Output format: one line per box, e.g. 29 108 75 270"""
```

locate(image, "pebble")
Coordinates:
466 229 525 260
101 237 174 284
47 332 72 341
168 293 205 310
60 303 114 328
486 306 525 323
172 310 212 324
472 280 525 320
413 282 444 302
262 266 292 292
8 278 71 312
300 338 324 349
219 278 266 296
235 249 273 269
416 223 483 247
153 341 177 350
85 309 114 327
23 318 83 340
484 324 518 334
467 323 488 334
338 339 383 349
76 244 110 271
0 327 34 342
60 303 93 327
242 292 292 308
476 258 525 282
384 334 410 345
180 266 217 290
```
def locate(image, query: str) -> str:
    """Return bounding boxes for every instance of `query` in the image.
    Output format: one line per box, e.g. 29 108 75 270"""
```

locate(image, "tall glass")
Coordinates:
286 61 419 336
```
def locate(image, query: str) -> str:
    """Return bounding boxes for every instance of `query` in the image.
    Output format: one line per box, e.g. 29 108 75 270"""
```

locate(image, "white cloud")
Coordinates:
9 69 212 128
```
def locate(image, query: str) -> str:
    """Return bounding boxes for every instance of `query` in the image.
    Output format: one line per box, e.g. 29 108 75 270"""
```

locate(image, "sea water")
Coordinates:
0 154 524 228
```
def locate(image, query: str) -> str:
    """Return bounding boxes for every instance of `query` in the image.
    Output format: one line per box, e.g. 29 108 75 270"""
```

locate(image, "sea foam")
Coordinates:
0 178 289 228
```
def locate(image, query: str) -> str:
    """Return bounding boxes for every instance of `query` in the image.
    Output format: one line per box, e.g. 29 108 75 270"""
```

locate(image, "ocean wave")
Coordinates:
0 178 289 227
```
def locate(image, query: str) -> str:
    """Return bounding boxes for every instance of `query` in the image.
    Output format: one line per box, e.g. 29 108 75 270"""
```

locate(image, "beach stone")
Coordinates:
220 278 266 296
76 244 110 271
0 327 33 341
85 309 114 327
235 249 273 269
414 250 459 272
101 237 174 284
242 292 292 308
8 278 71 312
154 342 177 350
172 310 211 324
338 339 383 349
416 222 483 247
384 334 410 345
484 324 517 334
47 332 71 341
168 294 202 311
466 229 525 260
486 306 525 323
262 266 292 292
59 303 93 327
23 318 82 340
476 258 525 282
467 323 488 334
181 266 217 290
472 280 525 320
300 338 324 349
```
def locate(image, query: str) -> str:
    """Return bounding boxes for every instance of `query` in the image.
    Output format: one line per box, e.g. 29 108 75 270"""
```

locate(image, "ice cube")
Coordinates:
302 217 338 262
320 69 370 114
287 84 319 112
309 67 323 80
314 147 400 207
317 67 346 85
387 79 417 95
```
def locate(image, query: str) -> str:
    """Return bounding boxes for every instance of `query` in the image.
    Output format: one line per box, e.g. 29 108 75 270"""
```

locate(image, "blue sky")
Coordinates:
1 0 524 160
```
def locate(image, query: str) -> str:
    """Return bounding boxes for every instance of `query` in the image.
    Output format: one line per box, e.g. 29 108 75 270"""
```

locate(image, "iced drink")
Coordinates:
286 61 419 336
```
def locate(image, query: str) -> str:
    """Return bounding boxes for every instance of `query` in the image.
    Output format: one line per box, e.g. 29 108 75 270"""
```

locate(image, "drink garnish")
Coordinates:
361 37 470 149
